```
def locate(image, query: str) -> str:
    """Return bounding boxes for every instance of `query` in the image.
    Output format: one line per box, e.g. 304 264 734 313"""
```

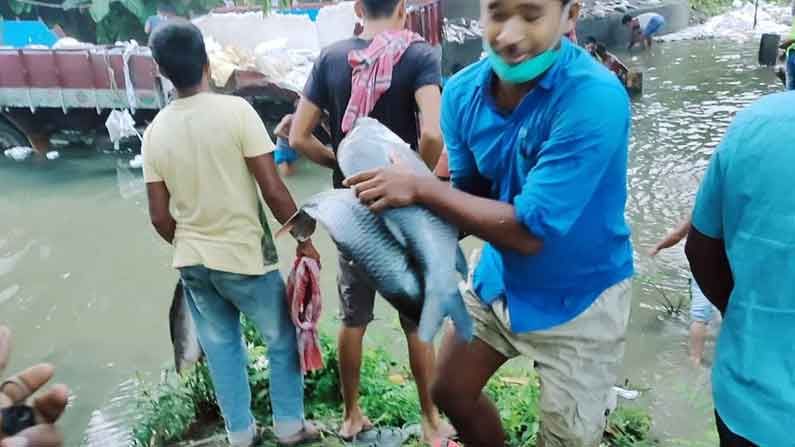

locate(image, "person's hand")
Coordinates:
274 114 293 141
0 326 69 447
343 153 422 212
296 240 321 267
649 230 685 256
649 219 692 257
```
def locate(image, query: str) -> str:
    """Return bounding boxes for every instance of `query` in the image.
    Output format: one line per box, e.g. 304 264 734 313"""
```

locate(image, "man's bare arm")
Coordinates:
245 153 321 262
685 226 734 314
414 85 444 170
146 182 176 244
289 98 336 169
245 154 299 224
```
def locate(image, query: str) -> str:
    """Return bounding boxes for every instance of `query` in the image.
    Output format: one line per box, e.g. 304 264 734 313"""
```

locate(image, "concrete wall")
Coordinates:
576 0 691 47
440 0 691 48
439 0 690 76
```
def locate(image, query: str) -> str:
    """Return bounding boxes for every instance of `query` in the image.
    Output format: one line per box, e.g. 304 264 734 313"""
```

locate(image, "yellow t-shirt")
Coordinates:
142 92 278 275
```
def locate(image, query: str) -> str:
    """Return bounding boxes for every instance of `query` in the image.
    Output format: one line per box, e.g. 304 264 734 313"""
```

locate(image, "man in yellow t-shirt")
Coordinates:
143 21 321 447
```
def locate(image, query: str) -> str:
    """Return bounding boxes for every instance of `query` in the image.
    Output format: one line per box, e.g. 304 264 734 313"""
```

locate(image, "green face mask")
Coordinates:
484 4 572 84
484 42 561 84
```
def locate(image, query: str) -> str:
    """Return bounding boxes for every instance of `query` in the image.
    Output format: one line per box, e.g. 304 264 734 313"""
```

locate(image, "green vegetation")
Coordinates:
3 0 291 44
130 319 655 446
639 274 689 317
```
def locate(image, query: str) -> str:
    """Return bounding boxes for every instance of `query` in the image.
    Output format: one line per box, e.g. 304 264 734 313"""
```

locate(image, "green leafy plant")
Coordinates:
130 317 656 446
606 407 656 447
639 274 689 317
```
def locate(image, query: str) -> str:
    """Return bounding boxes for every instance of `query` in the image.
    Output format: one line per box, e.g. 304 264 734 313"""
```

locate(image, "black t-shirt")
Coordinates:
303 38 442 187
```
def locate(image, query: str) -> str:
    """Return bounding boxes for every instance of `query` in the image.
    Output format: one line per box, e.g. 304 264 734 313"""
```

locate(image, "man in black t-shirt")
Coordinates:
289 0 447 442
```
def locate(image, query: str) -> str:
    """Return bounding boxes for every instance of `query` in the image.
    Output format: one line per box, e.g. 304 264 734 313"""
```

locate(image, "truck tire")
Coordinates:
759 33 781 67
0 118 30 151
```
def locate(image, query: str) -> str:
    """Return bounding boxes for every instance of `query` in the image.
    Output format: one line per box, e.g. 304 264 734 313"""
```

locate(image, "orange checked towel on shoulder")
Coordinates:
341 29 425 133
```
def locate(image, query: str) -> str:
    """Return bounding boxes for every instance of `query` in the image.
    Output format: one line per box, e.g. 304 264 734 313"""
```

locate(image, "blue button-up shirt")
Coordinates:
442 39 634 332
692 91 795 446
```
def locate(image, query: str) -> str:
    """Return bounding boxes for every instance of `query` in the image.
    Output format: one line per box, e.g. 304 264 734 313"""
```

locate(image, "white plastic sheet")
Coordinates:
105 110 140 149
315 1 359 49
3 146 33 161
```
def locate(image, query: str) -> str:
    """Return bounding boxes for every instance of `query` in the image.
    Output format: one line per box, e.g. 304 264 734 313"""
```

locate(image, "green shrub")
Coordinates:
131 318 654 446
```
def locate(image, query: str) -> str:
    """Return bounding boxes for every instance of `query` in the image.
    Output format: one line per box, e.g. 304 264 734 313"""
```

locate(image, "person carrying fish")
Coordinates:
288 0 450 443
344 0 634 445
143 21 321 447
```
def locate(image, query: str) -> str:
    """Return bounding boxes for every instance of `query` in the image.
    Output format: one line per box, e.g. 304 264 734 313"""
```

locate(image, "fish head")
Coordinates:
338 117 432 177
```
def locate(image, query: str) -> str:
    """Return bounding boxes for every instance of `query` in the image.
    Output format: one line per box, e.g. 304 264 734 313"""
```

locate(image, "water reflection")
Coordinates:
621 39 781 443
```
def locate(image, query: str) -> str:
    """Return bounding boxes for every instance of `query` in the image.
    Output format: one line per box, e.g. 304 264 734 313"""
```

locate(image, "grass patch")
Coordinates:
130 319 655 446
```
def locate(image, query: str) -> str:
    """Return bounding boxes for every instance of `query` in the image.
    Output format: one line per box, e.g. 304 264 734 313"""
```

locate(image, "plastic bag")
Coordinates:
105 110 139 148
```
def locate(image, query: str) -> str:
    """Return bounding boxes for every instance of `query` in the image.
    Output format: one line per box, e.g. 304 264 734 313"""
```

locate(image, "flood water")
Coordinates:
0 39 784 446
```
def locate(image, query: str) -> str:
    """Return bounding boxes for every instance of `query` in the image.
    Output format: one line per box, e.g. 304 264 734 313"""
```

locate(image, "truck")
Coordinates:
0 0 443 153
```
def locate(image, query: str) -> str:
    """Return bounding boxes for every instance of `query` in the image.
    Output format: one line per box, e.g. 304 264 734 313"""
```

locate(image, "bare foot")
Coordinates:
421 417 456 445
690 355 703 369
339 409 373 441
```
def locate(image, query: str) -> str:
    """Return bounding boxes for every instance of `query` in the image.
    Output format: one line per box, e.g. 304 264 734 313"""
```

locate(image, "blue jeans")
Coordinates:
787 52 795 91
179 267 304 444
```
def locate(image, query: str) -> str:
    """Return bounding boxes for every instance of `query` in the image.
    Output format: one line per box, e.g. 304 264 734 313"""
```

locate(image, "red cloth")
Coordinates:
285 257 323 374
341 29 424 133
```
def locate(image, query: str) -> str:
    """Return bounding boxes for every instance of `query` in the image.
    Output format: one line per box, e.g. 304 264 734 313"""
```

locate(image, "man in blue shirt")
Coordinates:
686 91 795 446
345 0 634 444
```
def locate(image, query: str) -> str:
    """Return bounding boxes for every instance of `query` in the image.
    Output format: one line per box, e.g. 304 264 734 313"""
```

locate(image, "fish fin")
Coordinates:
417 298 446 344
455 246 468 278
276 210 316 241
416 289 474 343
382 216 409 247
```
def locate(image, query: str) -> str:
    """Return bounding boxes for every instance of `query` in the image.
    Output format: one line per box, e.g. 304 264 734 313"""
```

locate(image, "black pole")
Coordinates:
753 0 759 29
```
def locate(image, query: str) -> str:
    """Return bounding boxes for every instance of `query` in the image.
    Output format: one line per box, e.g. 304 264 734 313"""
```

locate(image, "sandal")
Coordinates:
339 420 375 442
276 421 323 446
432 439 462 447
342 427 405 447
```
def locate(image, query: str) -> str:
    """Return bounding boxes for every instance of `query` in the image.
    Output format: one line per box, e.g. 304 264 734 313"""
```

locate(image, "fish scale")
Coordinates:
291 189 424 320
303 117 473 342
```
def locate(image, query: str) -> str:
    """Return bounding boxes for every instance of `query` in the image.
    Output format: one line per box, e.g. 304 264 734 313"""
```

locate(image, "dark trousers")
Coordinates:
716 411 757 447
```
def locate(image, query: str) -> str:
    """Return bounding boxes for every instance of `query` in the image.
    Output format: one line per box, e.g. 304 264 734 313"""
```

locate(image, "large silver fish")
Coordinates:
282 118 473 342
169 281 203 373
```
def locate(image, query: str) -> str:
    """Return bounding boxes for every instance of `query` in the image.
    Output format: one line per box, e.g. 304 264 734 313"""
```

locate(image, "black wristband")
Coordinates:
1 404 36 436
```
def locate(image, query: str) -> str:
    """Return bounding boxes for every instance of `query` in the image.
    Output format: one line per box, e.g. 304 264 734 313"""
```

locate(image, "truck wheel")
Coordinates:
0 118 30 151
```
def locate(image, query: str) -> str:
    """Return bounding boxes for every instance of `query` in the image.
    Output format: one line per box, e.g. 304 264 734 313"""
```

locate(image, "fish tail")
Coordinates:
417 298 446 343
417 289 474 343
448 291 474 342
455 245 468 278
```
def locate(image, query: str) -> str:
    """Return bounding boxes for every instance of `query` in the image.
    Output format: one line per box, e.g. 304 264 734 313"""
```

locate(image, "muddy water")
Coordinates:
0 39 783 445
